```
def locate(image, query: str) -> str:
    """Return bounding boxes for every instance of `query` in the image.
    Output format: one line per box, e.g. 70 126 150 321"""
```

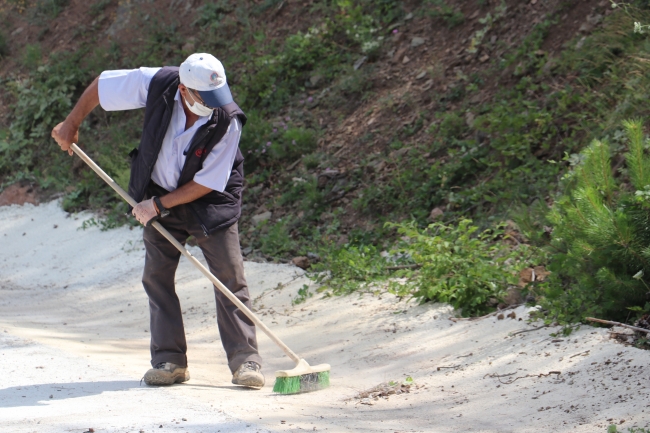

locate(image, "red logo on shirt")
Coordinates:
195 148 207 157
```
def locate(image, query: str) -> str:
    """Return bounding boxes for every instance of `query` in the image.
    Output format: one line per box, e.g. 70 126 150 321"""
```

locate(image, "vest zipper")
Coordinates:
188 204 210 237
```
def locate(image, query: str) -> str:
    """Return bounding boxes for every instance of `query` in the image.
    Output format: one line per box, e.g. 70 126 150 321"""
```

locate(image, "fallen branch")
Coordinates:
436 365 461 371
484 371 561 385
570 350 590 358
585 317 650 334
510 324 549 336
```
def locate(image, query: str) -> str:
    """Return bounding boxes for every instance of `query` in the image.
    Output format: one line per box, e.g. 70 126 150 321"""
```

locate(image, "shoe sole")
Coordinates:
232 375 265 388
143 369 190 386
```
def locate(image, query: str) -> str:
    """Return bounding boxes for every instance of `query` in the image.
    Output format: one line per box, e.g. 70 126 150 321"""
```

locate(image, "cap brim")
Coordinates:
198 84 233 108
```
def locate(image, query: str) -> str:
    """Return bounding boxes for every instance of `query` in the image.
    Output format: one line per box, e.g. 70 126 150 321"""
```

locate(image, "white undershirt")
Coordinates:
97 67 241 193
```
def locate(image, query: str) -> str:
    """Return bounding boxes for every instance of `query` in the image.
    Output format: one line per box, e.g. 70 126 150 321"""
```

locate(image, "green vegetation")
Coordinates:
311 219 541 317
527 120 650 325
3 0 650 323
608 425 650 433
424 0 464 28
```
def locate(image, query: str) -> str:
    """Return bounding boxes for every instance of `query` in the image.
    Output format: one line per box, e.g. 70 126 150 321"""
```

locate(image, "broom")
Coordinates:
70 142 330 394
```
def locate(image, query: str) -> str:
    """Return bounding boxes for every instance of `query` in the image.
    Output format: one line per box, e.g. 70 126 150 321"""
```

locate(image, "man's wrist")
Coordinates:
153 196 170 218
159 195 173 210
63 115 82 131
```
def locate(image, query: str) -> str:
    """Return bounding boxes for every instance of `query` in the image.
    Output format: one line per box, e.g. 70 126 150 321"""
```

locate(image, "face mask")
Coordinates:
184 92 214 117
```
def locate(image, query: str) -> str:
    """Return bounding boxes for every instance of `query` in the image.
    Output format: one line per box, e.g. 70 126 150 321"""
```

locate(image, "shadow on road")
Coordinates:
0 380 151 407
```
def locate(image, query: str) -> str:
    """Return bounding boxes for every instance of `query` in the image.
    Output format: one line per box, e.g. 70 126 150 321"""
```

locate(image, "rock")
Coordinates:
542 58 557 74
353 56 367 70
310 74 323 86
11 27 23 36
402 55 411 64
242 247 253 256
479 53 490 63
465 111 475 128
411 37 425 48
497 313 505 320
404 12 413 21
249 184 264 194
106 0 143 37
429 207 444 221
0 183 37 206
392 47 407 63
421 79 434 91
507 311 517 319
504 287 523 306
317 170 340 188
292 256 311 269
251 211 272 226
416 71 427 80
372 161 387 173
518 268 534 287
533 266 550 281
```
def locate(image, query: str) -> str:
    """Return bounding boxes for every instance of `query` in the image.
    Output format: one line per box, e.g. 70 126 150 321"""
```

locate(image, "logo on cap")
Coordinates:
210 72 219 82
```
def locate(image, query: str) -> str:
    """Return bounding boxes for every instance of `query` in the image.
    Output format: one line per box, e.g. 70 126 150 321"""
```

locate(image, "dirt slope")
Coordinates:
0 0 611 236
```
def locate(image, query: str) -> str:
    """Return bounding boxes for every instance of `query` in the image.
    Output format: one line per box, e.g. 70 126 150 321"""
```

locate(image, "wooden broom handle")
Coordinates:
70 143 302 364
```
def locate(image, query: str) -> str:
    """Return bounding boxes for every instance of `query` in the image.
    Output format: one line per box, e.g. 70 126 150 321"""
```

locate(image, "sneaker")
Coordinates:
232 361 265 388
143 362 190 386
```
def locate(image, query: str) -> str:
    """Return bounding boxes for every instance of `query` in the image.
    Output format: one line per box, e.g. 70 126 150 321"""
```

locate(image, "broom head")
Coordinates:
273 359 330 394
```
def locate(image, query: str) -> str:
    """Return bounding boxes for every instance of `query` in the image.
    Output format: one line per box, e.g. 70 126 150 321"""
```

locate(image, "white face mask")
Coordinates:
184 91 214 117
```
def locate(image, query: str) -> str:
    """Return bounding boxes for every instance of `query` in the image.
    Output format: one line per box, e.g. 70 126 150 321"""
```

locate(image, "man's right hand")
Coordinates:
51 120 79 156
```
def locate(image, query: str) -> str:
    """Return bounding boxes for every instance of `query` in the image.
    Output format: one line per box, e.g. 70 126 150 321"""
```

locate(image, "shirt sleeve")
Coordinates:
193 117 242 192
97 67 161 111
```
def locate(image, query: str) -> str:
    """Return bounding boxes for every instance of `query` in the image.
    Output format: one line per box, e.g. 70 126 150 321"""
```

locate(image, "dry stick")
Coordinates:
70 143 303 364
485 371 561 385
586 317 650 334
510 324 549 336
436 365 461 371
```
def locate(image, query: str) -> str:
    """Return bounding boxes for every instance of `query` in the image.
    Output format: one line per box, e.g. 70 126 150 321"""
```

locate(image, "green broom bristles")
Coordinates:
273 371 330 394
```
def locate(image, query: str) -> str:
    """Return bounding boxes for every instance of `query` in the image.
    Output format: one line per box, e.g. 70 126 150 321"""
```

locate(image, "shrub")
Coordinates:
387 220 525 317
541 120 650 324
309 219 536 317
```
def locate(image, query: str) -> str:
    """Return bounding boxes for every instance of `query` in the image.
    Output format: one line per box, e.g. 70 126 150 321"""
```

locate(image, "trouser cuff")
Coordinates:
152 352 188 368
228 353 263 373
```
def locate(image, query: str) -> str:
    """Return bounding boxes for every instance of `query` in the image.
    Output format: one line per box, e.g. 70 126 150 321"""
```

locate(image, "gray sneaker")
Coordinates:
143 362 190 386
232 361 265 388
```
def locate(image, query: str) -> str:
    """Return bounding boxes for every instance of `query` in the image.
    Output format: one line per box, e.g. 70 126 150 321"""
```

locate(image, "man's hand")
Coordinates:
51 120 79 156
132 198 160 226
51 75 100 156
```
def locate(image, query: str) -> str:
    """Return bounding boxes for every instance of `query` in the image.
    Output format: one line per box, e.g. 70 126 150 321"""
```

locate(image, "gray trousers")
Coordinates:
141 188 262 373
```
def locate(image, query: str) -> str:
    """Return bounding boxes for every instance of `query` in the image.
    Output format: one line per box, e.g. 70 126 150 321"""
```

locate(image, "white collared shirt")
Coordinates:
97 67 241 193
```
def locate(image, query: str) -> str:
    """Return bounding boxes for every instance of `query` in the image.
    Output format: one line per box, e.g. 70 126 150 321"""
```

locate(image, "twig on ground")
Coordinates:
510 324 549 336
457 353 473 358
570 350 590 358
450 305 525 322
586 317 650 334
484 371 561 385
436 365 461 371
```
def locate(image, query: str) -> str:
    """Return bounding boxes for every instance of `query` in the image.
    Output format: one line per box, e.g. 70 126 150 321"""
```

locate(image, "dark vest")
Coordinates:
128 66 247 236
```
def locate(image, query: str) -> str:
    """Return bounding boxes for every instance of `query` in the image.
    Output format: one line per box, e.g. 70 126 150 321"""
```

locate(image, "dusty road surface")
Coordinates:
1 201 649 433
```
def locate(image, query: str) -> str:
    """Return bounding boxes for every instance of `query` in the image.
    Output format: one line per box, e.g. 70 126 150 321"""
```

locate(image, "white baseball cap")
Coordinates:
179 53 233 108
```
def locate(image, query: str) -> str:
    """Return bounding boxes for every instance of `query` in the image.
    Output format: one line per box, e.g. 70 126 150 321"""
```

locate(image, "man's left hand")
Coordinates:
132 198 159 226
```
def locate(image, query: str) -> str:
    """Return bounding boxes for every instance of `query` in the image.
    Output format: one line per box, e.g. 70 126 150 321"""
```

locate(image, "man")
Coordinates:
51 53 264 388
